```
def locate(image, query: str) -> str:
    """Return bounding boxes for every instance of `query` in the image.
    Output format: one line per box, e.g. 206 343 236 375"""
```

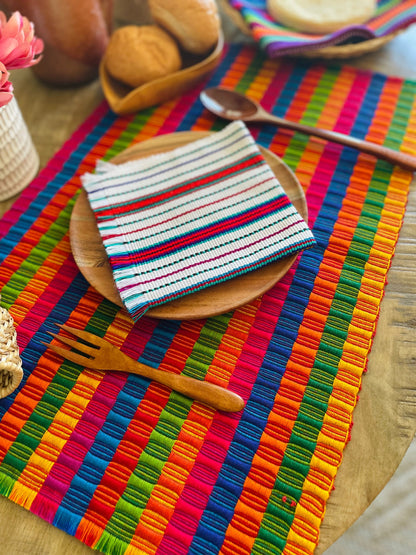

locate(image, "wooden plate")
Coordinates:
99 32 224 115
70 131 308 320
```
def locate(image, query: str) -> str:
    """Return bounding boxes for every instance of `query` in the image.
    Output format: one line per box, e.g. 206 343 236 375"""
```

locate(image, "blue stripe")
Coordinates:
0 111 118 262
189 70 388 553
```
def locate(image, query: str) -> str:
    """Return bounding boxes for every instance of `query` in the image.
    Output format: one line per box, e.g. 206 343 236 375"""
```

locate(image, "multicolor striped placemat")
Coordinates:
0 43 415 555
229 0 416 56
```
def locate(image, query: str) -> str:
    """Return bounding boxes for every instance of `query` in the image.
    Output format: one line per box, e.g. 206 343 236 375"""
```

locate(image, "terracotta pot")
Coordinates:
0 0 113 86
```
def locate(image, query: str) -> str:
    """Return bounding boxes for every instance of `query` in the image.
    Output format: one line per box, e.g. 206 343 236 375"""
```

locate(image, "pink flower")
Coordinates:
0 11 43 70
0 60 13 108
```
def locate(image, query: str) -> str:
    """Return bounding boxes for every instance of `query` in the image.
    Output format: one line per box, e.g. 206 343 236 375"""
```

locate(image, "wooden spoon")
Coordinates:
200 87 416 171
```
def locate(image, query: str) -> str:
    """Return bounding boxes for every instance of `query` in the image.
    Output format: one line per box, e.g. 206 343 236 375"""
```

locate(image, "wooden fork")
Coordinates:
43 324 245 413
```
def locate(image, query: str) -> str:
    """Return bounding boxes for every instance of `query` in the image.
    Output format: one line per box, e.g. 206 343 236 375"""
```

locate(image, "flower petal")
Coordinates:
0 90 13 108
0 10 43 70
2 11 22 39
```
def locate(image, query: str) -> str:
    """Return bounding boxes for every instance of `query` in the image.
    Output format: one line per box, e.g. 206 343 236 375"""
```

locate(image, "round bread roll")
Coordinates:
267 0 377 34
105 25 182 88
148 0 220 55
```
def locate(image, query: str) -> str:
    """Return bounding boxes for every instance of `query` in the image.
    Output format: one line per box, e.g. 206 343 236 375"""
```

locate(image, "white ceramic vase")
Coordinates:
0 96 39 202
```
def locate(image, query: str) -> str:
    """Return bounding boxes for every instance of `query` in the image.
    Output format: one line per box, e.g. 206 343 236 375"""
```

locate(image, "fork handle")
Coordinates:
120 355 245 412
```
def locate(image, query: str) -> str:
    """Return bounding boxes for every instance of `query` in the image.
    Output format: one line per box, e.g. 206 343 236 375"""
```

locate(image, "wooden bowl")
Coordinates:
99 31 224 115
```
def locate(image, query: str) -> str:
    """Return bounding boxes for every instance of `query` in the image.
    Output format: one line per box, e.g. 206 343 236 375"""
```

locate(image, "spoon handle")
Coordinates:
259 112 416 172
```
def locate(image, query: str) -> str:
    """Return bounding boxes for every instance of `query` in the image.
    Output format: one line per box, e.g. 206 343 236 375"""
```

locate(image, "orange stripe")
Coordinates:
75 319 204 546
129 302 260 551
8 297 110 509
269 65 327 160
368 0 413 30
220 65 387 553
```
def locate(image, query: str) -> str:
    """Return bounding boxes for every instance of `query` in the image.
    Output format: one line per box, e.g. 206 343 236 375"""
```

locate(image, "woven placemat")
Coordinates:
0 43 415 555
225 0 416 58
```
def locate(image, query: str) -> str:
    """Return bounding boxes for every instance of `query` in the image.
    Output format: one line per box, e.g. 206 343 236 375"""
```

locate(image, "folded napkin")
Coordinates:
230 0 416 57
82 121 315 320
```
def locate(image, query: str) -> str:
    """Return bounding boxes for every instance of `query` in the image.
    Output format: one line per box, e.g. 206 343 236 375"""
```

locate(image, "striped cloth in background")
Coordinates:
82 121 316 321
230 0 416 57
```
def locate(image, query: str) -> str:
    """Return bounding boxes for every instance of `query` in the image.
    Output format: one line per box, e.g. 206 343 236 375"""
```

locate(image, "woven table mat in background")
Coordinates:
0 44 415 555
229 0 416 57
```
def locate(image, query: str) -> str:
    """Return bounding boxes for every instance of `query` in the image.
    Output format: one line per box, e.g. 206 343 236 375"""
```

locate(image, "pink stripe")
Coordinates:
120 217 307 293
30 372 128 522
103 176 276 240
305 71 373 228
155 271 297 553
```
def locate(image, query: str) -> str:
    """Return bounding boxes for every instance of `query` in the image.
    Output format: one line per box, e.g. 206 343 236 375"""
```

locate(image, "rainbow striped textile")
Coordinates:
82 121 315 321
229 0 416 56
1 43 416 555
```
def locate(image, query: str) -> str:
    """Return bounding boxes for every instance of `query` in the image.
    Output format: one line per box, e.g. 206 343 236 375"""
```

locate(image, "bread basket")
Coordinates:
100 31 224 115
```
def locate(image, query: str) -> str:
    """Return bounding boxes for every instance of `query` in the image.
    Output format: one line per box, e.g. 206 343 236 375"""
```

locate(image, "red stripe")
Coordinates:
104 176 277 240
110 196 291 267
96 153 265 220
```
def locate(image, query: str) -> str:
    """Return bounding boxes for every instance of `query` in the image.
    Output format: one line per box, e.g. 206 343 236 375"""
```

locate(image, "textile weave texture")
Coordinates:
0 43 415 555
229 0 416 57
82 121 315 321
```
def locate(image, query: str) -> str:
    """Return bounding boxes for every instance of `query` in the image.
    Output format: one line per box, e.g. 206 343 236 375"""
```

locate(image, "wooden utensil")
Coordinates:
69 131 307 320
43 324 245 412
99 32 224 115
200 87 416 171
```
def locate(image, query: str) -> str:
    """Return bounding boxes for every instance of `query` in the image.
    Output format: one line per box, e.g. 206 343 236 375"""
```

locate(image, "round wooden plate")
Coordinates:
69 131 308 320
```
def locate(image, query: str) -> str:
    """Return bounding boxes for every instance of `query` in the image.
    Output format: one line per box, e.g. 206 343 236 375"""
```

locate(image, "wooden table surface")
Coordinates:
0 7 415 554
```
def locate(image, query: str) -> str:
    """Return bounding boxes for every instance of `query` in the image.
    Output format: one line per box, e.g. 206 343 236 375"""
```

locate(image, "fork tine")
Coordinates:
41 341 93 367
47 331 97 357
56 324 106 347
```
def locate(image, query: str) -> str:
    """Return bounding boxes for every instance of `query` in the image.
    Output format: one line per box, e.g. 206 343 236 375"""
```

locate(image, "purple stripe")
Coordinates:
119 217 312 293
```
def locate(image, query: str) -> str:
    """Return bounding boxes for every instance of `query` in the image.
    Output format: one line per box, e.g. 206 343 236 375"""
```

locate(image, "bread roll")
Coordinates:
148 0 220 55
267 0 377 34
105 25 182 88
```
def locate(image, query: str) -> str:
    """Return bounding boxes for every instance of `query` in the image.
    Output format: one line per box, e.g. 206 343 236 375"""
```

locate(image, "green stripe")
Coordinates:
252 76 412 552
96 311 235 549
284 67 340 172
0 112 157 490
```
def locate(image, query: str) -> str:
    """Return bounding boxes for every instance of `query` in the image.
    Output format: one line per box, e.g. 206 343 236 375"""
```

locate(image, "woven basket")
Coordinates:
0 96 39 202
0 298 23 399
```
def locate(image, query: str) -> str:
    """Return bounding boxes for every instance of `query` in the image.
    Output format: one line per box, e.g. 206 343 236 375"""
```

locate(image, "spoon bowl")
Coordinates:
200 87 259 120
200 87 416 171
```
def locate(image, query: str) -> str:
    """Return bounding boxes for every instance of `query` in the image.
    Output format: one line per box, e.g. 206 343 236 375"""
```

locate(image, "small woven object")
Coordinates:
0 298 23 399
0 96 39 202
